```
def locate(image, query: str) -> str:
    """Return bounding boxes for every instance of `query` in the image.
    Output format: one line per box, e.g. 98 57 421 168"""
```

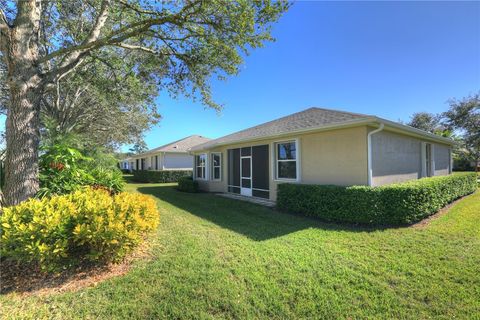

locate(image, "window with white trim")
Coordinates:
211 153 222 180
195 154 207 180
275 141 297 180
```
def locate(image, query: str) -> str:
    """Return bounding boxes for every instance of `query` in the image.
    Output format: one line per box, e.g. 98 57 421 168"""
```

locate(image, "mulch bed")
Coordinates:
0 243 153 297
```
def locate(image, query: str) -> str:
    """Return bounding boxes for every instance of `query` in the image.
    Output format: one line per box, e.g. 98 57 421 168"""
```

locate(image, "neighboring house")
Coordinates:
119 159 129 170
190 107 455 201
126 135 210 171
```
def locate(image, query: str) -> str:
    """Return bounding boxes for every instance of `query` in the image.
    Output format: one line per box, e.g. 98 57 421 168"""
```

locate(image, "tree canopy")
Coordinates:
443 93 480 170
0 0 289 204
40 53 161 149
407 112 441 133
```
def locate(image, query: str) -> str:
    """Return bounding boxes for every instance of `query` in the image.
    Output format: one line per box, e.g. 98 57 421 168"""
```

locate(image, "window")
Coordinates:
195 154 207 180
276 141 297 180
155 155 159 170
211 153 222 180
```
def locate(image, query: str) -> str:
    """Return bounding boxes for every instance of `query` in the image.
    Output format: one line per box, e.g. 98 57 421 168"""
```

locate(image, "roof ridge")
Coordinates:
145 135 210 153
308 106 372 118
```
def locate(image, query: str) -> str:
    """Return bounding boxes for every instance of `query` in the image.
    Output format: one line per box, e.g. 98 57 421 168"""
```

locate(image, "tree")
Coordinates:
443 93 480 172
0 0 289 205
129 140 148 155
40 54 161 149
407 112 441 133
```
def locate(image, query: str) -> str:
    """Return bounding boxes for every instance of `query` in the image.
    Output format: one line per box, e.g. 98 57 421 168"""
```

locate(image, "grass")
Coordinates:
1 182 479 319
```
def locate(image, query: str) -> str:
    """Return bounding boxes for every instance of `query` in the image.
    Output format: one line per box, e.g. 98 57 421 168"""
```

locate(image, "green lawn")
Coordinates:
1 183 479 319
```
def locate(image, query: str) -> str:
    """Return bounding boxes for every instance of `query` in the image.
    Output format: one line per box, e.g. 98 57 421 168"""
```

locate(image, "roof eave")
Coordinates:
373 117 455 145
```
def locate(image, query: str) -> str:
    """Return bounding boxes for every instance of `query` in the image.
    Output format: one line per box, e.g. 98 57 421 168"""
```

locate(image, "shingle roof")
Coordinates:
138 135 210 156
191 107 372 151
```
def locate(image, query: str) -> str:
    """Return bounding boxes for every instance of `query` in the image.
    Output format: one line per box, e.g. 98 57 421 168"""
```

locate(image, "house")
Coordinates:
189 107 455 201
126 135 210 171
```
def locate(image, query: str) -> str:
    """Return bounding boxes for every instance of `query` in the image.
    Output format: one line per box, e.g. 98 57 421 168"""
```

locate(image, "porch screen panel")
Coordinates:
228 148 241 194
252 145 269 198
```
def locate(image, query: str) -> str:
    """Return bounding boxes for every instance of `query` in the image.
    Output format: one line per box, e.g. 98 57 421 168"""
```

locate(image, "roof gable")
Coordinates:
192 107 371 150
133 135 210 158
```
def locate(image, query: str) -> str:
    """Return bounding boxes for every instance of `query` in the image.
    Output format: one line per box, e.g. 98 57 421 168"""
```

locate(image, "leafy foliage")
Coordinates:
40 56 161 149
38 144 94 197
444 93 480 170
177 176 199 193
38 143 124 197
407 112 449 136
407 93 480 171
132 170 192 183
0 188 159 271
277 173 477 225
0 0 289 205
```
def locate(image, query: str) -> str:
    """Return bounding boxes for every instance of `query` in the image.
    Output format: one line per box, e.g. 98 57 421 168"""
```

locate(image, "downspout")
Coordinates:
367 123 384 186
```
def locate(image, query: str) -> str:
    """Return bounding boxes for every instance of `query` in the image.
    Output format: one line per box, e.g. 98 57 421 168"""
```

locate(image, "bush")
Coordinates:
89 167 125 194
38 144 125 197
132 170 192 183
177 176 199 193
277 173 478 225
0 188 159 271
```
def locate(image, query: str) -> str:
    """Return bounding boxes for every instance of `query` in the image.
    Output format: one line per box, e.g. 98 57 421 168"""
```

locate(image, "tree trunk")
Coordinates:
2 2 43 206
3 74 42 206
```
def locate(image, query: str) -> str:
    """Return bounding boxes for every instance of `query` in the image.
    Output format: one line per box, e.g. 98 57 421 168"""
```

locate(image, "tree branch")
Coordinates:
38 0 200 64
0 8 9 28
113 43 159 54
0 8 11 53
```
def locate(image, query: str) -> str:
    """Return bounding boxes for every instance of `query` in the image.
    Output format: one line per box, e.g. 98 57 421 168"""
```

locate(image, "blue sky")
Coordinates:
142 1 480 151
1 2 479 151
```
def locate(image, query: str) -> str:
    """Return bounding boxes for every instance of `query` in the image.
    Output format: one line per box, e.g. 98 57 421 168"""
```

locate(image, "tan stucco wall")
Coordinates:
371 129 452 186
300 126 368 186
193 126 369 201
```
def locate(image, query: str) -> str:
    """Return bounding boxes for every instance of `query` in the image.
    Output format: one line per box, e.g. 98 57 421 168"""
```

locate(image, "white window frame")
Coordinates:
273 139 301 182
195 153 208 180
211 152 222 181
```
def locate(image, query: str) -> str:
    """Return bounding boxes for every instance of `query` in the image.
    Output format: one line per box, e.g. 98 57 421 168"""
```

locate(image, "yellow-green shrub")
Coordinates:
0 188 159 271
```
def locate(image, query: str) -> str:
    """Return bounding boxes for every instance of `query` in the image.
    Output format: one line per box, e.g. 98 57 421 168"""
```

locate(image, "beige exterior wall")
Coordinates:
193 126 369 201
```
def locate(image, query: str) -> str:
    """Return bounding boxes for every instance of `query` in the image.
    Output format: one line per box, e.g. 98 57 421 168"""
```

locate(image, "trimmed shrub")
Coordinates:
0 188 159 271
177 176 199 193
277 173 477 225
38 144 125 197
132 170 192 183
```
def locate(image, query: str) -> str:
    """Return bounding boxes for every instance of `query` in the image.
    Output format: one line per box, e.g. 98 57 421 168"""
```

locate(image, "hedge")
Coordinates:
277 172 477 225
177 176 199 193
0 188 159 271
132 170 192 183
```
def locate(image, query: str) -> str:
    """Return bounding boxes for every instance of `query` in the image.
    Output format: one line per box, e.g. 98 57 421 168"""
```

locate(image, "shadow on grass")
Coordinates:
137 185 390 241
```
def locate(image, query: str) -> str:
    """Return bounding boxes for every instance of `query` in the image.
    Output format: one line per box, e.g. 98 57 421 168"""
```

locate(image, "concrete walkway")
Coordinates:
216 193 276 208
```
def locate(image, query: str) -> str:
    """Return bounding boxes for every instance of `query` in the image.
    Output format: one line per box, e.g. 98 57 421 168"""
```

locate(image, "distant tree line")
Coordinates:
407 93 480 172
